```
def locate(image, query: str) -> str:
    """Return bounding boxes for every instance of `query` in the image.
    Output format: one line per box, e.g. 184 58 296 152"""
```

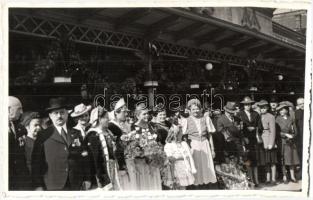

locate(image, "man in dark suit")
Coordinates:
295 97 304 176
9 96 31 190
216 102 244 163
31 97 91 190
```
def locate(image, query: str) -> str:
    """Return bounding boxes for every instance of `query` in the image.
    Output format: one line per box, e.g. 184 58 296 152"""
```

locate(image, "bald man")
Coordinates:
295 98 304 169
9 96 31 190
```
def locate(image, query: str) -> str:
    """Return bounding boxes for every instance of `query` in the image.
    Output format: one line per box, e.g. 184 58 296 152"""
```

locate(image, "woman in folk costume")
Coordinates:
152 103 171 146
164 124 197 189
275 102 300 183
84 106 121 190
71 103 92 139
108 98 136 190
258 100 278 185
180 99 217 189
237 97 265 187
131 103 162 190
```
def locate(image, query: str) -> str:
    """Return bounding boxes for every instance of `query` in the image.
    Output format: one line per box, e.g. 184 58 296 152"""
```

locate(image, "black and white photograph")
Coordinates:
2 1 313 198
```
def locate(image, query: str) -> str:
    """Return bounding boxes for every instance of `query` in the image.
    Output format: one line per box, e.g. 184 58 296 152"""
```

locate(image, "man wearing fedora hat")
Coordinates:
216 101 244 163
31 97 91 190
237 97 264 187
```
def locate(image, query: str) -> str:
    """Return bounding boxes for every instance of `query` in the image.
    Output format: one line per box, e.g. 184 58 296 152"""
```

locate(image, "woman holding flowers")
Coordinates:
122 103 163 190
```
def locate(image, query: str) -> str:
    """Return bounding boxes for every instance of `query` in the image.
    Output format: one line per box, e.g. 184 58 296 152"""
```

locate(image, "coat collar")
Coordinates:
49 125 75 146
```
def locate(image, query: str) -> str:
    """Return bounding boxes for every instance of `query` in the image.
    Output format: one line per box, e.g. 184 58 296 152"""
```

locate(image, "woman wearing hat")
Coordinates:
131 103 162 190
181 99 217 189
258 100 278 185
237 97 264 187
108 98 135 190
84 106 120 190
275 103 300 183
71 103 92 139
164 124 197 189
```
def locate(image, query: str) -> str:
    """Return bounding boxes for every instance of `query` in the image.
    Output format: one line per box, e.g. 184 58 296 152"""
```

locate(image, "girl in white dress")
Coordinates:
164 125 197 189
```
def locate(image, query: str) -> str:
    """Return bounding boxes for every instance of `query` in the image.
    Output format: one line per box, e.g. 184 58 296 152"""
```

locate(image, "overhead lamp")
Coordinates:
277 74 284 81
190 84 200 89
54 76 71 83
144 81 158 87
205 63 213 71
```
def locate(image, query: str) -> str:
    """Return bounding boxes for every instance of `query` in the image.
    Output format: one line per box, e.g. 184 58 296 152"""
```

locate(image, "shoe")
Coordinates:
283 176 288 184
271 181 278 186
291 179 298 183
265 181 271 185
254 184 259 188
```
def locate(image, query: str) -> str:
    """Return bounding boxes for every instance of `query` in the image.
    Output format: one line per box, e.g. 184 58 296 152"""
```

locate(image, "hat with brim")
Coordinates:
71 103 92 118
114 98 130 112
21 112 41 127
240 96 255 104
276 102 290 111
46 97 71 112
257 100 269 107
223 102 237 114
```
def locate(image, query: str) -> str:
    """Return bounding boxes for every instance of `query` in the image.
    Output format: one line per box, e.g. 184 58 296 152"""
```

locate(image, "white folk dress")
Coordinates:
164 141 197 186
180 116 217 185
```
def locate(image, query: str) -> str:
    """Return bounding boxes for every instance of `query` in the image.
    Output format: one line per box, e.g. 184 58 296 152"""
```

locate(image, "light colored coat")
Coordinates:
260 113 276 149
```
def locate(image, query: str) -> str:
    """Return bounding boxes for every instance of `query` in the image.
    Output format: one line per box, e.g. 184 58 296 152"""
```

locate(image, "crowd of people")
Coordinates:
8 94 304 191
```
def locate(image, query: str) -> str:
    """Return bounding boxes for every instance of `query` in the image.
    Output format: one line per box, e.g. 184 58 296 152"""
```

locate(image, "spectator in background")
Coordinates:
8 96 31 190
295 97 304 174
237 97 264 187
20 112 42 174
258 100 277 185
71 103 92 139
269 96 279 117
276 102 300 183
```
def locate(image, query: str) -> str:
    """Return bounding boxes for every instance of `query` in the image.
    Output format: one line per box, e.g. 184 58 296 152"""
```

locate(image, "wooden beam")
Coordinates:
195 28 227 46
233 38 259 52
145 15 181 40
248 43 274 55
75 9 105 23
174 22 208 42
231 35 251 46
214 34 242 50
115 8 152 30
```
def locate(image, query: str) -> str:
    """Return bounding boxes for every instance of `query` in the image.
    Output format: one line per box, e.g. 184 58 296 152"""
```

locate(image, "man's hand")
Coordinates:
268 145 273 150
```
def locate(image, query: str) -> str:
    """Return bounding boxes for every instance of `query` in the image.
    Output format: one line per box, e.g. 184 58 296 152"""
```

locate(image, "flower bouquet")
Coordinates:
120 127 167 168
215 159 252 190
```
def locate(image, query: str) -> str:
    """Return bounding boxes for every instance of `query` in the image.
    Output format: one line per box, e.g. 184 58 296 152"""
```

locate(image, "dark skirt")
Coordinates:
249 144 266 167
282 140 300 166
265 148 278 164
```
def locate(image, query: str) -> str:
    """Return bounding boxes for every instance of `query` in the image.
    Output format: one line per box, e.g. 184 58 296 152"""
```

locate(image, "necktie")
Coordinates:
61 128 68 144
10 122 16 137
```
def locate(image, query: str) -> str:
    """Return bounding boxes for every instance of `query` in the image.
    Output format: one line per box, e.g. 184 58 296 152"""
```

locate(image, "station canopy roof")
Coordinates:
9 8 306 77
